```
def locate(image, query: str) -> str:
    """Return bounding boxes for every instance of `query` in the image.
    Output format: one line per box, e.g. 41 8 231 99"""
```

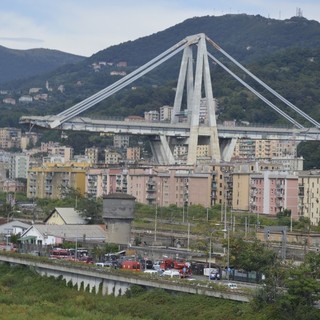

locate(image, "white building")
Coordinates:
144 110 160 122
9 153 29 179
160 105 173 122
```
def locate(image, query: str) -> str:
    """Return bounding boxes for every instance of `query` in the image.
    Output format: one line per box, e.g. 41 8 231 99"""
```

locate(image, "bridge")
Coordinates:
0 253 250 302
20 33 320 165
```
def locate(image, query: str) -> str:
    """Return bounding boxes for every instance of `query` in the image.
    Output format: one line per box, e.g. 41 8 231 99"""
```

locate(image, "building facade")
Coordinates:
249 171 299 217
27 163 88 199
298 171 320 226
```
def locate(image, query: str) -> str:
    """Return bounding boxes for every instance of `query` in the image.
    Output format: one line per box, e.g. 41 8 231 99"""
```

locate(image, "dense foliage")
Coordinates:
1 251 320 320
0 263 259 320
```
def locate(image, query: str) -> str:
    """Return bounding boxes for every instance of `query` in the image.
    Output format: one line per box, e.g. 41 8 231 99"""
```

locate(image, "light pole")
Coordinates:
223 227 230 280
208 236 212 282
208 230 214 281
154 204 157 243
75 237 78 261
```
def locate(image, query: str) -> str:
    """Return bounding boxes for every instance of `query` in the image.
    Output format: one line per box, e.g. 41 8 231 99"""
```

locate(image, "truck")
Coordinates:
121 260 141 271
159 258 192 278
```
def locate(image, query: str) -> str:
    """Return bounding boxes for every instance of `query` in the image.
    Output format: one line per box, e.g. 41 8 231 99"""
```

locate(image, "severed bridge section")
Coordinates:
20 34 320 165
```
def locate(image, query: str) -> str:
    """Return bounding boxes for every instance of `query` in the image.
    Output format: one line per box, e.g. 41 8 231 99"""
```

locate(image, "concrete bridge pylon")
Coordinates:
154 33 221 165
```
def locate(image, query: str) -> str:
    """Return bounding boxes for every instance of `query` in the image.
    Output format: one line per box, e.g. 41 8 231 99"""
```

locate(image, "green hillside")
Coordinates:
0 46 85 85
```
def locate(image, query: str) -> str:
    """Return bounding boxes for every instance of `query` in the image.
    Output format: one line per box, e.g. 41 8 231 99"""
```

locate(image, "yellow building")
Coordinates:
232 172 251 211
85 147 99 164
44 207 87 225
298 171 320 226
27 162 88 199
126 147 140 161
233 139 297 160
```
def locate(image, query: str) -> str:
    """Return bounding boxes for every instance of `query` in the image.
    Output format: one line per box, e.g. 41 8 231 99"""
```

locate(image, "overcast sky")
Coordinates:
0 0 319 57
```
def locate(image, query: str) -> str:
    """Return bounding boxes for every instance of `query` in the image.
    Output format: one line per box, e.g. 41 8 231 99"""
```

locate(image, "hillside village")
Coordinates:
0 60 128 106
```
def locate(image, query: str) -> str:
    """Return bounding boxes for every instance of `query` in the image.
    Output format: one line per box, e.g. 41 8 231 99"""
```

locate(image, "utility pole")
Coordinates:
187 223 190 250
154 204 157 243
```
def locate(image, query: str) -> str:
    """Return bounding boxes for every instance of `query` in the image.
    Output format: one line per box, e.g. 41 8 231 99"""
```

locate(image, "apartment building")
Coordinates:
85 147 99 164
104 149 122 164
40 141 60 152
20 132 39 150
86 168 108 198
232 172 251 212
298 171 320 226
0 128 21 149
27 163 88 199
249 171 299 217
144 110 160 122
113 134 129 149
127 147 140 161
159 105 173 122
47 146 74 162
173 145 188 161
231 160 287 212
127 166 214 208
233 139 298 160
9 153 29 179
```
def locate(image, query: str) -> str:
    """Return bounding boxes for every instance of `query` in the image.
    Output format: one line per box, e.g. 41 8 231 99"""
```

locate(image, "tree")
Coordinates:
253 252 320 319
228 237 277 272
77 196 103 224
273 261 320 320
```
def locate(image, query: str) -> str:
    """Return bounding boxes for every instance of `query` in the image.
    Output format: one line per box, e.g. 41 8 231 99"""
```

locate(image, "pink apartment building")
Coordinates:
250 171 298 218
127 166 213 208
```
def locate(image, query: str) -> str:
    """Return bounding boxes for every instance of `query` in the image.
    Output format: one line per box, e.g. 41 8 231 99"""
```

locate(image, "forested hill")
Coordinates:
90 14 320 66
0 46 85 85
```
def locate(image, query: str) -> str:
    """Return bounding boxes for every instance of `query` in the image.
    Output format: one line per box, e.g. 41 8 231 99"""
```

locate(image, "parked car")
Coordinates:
95 261 113 268
161 269 181 278
143 269 162 276
209 272 221 280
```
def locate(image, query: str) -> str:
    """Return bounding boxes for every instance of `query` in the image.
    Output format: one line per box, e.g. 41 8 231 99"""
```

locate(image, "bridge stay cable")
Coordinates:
57 37 190 117
51 35 202 128
56 42 190 124
206 36 320 129
207 52 305 129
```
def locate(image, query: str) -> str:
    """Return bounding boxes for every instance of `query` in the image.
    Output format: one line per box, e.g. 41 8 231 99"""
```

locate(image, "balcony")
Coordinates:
276 199 284 207
250 190 257 197
146 194 156 200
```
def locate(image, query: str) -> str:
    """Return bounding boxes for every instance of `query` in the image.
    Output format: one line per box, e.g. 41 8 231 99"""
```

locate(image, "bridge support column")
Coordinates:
221 137 238 162
149 135 175 165
187 127 199 165
159 134 175 164
173 34 221 165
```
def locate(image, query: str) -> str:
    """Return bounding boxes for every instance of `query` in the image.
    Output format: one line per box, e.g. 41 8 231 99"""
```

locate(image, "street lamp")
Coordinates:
208 230 214 281
223 227 230 280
